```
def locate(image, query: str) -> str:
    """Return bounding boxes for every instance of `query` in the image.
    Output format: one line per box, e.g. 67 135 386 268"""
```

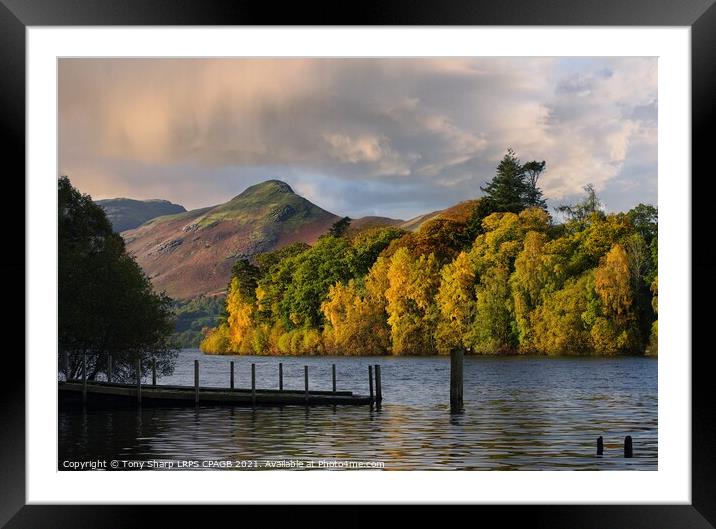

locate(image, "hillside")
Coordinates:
350 216 404 231
122 180 340 299
400 199 480 231
96 198 186 232
117 180 479 302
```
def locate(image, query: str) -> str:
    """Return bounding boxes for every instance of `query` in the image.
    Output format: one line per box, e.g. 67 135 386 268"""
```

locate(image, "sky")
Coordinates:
58 57 657 220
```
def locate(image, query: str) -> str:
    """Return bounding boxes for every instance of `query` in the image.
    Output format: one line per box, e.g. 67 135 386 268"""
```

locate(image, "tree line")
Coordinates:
201 150 658 356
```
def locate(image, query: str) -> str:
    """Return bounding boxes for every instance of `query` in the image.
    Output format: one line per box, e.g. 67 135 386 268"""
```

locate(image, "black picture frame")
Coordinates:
3 1 714 527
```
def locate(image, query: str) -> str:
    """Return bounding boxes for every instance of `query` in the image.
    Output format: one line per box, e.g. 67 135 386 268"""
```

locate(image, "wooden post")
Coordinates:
368 365 374 404
82 353 87 404
251 363 256 407
624 436 633 458
279 363 283 391
450 349 464 413
304 366 309 405
230 361 234 390
194 359 199 404
374 364 382 405
332 364 336 394
107 354 112 384
597 436 604 456
136 358 142 405
152 357 157 387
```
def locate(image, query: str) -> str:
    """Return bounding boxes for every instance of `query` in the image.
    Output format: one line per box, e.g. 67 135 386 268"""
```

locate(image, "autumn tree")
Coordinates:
197 157 657 358
592 243 639 354
385 248 440 354
471 265 516 353
510 231 552 350
530 273 595 355
322 279 390 355
647 276 658 355
435 251 477 354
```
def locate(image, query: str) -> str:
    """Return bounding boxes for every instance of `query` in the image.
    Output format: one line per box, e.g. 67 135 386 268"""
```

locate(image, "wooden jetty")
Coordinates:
58 356 381 408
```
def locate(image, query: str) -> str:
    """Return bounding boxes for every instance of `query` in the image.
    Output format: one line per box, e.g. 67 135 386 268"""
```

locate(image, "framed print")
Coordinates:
4 0 715 527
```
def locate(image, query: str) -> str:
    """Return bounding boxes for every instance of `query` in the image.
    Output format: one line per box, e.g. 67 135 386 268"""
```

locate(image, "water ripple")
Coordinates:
59 351 657 470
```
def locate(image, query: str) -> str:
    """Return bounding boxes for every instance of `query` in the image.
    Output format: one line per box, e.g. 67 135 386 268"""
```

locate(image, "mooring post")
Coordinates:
230 361 235 390
194 359 199 404
279 362 283 391
251 363 256 407
82 353 87 404
624 436 633 458
597 436 604 456
368 365 374 404
152 357 157 387
107 353 112 384
64 351 70 381
332 364 336 394
136 358 142 405
304 366 309 405
374 365 382 405
449 348 464 413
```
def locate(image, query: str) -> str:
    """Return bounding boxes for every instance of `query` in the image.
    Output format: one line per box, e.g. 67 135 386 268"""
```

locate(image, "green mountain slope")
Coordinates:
122 180 341 299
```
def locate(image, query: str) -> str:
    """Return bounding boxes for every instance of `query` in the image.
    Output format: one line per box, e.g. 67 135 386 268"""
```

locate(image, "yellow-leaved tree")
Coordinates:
385 248 440 355
530 273 595 355
321 278 390 355
592 243 638 354
435 251 476 354
225 276 256 354
648 276 658 355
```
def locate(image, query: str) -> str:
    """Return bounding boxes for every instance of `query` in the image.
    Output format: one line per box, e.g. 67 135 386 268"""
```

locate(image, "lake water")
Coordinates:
58 349 657 470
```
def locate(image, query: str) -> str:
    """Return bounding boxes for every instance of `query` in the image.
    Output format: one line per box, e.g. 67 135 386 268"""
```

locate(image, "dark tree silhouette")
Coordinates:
328 216 352 238
58 176 177 382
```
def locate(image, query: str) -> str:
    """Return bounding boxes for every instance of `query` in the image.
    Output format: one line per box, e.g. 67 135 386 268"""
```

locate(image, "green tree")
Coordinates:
471 265 516 353
254 242 310 273
349 226 405 276
280 236 354 328
58 176 177 381
522 160 547 209
627 203 658 244
327 216 352 238
469 151 548 239
229 259 261 301
556 183 603 224
480 149 530 214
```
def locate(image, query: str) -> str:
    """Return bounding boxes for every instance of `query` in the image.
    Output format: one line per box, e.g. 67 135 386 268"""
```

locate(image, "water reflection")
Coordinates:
59 353 657 470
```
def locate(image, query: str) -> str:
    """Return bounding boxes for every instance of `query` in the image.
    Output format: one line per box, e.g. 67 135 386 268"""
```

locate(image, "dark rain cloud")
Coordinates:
59 57 657 218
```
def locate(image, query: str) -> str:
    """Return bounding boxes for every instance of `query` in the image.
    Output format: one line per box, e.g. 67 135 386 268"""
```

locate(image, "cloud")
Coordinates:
59 57 657 216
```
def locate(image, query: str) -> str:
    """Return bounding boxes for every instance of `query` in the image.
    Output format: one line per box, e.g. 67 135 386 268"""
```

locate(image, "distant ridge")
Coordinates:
96 197 186 232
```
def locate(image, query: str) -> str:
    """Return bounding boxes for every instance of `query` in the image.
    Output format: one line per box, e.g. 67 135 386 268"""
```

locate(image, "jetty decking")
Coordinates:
59 357 381 408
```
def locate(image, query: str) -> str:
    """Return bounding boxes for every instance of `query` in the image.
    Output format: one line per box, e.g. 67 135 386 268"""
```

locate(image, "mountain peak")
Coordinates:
235 180 294 200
